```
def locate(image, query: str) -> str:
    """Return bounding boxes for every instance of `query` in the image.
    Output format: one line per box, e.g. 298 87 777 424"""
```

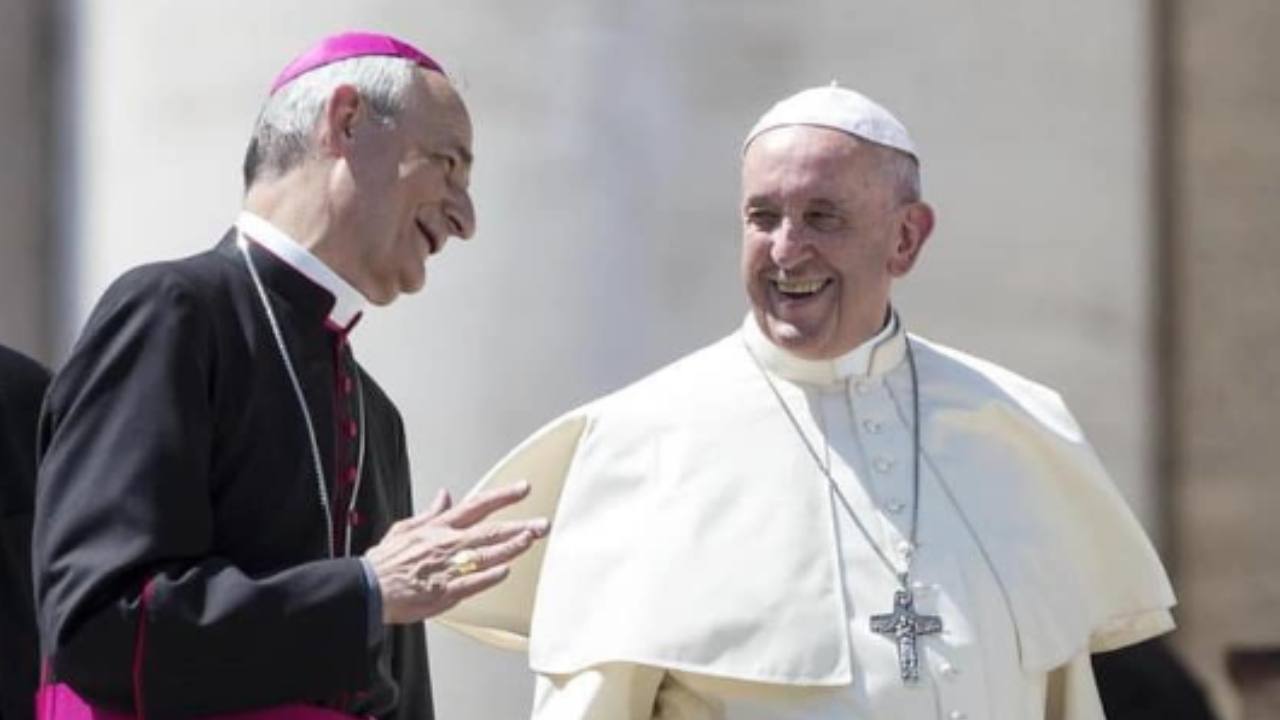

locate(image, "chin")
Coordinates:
394 269 428 298
360 278 398 306
404 277 427 297
764 318 818 354
769 315 852 360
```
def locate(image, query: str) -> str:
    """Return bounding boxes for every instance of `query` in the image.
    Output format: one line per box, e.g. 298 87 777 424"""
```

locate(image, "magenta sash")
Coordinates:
36 684 366 720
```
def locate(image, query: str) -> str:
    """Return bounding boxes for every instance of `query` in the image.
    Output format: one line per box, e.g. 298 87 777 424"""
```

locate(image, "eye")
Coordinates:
746 208 780 231
805 210 844 232
432 153 457 173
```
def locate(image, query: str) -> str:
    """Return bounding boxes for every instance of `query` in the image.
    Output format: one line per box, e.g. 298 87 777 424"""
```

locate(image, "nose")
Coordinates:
769 218 811 269
446 190 476 240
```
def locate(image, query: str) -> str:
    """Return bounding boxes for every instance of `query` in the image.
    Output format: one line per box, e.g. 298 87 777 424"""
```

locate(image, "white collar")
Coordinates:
740 310 907 386
234 211 367 331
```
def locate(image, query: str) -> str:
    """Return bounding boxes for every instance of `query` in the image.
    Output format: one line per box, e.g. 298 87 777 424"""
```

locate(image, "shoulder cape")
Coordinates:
439 331 1174 684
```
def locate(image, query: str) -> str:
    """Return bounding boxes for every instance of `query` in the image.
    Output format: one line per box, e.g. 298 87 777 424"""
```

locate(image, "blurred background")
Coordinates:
0 0 1275 717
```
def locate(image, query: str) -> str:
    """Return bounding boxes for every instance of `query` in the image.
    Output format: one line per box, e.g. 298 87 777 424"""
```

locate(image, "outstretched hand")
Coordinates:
365 481 548 624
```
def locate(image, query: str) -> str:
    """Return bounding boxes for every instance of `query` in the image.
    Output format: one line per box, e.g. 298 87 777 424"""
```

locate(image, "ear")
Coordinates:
315 84 363 158
887 201 934 277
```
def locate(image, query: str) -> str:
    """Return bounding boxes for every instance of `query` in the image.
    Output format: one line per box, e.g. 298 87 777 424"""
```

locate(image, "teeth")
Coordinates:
772 278 827 294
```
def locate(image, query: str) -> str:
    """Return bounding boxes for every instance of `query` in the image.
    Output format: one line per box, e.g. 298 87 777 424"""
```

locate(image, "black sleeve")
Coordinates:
0 346 51 720
1093 639 1219 720
34 268 372 717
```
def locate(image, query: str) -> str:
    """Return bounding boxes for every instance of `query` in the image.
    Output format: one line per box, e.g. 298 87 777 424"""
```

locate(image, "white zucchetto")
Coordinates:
744 85 918 160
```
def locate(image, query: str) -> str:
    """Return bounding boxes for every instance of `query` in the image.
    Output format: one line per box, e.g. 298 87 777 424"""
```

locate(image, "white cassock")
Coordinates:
440 314 1175 719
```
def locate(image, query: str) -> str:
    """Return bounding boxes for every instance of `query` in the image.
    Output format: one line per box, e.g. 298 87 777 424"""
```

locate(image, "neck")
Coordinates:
244 172 330 248
821 304 894 361
243 171 365 293
742 310 905 385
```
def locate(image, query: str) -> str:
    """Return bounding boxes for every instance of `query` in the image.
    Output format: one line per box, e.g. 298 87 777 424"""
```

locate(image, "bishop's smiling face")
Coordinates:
740 125 928 360
339 69 475 304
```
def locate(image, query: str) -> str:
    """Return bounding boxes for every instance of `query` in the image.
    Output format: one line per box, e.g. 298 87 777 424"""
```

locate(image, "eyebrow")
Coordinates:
455 145 474 168
421 136 473 169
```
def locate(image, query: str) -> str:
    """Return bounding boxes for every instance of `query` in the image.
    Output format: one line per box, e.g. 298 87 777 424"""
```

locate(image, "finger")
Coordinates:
427 488 453 517
439 481 531 529
461 519 550 549
445 564 511 602
410 553 453 582
468 530 539 570
443 532 531 580
393 491 456 533
422 565 513 618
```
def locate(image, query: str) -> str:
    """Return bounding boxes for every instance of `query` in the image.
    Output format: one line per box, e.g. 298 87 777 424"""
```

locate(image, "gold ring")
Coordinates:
448 549 481 577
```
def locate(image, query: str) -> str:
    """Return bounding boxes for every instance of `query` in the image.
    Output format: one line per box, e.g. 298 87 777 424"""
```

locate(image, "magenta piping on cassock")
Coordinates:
37 578 366 720
34 684 370 720
130 577 154 718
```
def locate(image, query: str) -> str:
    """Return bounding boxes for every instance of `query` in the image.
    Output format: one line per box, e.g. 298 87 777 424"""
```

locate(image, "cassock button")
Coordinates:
346 420 358 438
862 418 883 434
873 457 894 473
345 467 358 484
342 376 354 395
886 499 907 514
349 511 362 527
939 662 960 678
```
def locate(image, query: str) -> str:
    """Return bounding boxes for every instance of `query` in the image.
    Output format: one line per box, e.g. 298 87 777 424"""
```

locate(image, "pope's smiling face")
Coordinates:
740 125 931 359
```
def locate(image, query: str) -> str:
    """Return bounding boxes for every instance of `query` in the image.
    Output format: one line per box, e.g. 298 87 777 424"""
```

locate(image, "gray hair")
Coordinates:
876 146 922 205
242 56 419 188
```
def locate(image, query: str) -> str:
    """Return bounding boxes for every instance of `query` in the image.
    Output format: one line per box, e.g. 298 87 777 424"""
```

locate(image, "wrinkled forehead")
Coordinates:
743 126 881 176
402 70 473 142
741 125 907 204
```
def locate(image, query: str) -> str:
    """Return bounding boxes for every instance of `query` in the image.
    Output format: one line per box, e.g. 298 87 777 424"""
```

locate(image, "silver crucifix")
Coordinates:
869 588 944 682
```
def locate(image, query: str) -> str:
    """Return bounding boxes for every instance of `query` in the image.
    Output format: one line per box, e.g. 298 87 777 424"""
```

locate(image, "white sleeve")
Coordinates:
1089 608 1175 653
1045 652 1106 720
532 664 664 720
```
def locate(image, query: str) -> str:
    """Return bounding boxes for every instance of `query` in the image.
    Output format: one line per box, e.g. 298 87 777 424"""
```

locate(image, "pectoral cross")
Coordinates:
869 588 943 682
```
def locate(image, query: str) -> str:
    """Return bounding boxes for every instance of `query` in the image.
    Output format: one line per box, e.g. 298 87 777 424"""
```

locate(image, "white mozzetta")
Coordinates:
441 315 1173 718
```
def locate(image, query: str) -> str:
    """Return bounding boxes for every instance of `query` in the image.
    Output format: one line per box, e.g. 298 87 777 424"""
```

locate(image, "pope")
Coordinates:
441 86 1176 719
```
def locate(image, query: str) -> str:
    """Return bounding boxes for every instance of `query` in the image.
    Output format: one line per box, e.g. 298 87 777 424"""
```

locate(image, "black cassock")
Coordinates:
34 232 431 719
0 345 50 720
